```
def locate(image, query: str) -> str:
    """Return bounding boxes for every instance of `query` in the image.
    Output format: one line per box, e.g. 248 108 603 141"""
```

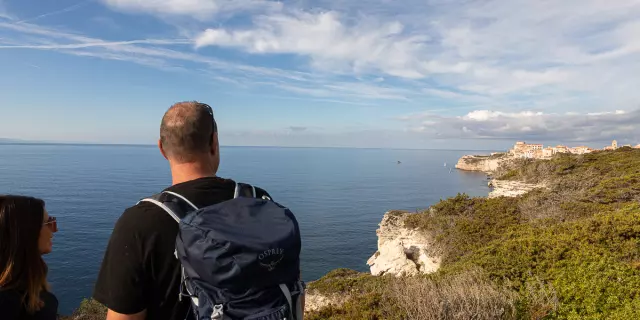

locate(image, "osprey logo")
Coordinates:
258 248 284 271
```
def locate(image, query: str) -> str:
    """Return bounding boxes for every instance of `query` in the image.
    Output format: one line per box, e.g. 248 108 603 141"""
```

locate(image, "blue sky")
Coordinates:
1 0 639 149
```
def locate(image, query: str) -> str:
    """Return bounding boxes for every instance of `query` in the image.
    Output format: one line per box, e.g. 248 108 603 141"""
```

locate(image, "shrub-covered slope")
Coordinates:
308 148 640 319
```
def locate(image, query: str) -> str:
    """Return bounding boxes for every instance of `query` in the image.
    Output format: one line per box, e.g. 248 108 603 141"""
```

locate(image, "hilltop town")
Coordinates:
456 139 640 172
508 140 640 159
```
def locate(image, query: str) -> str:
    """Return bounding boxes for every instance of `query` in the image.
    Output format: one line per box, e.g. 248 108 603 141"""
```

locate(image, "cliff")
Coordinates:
455 153 511 173
366 211 440 276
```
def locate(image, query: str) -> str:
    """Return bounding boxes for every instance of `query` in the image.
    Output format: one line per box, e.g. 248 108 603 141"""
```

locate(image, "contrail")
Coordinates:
0 39 194 49
16 1 91 24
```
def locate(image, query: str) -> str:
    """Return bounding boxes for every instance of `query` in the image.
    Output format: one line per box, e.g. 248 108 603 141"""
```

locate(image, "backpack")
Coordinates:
140 182 305 320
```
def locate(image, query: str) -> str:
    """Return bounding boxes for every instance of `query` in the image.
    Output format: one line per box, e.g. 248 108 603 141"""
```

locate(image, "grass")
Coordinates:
390 269 520 320
307 269 521 320
308 148 640 319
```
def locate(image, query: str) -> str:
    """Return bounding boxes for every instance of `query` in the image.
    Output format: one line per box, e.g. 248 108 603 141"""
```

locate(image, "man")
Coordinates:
93 101 273 320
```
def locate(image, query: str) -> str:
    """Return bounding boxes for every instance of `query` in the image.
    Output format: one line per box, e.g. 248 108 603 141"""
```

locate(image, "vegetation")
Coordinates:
60 299 106 320
308 148 640 319
307 268 520 320
462 152 507 164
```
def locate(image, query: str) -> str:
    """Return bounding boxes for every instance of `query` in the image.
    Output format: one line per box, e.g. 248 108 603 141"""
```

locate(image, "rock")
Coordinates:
488 180 545 198
455 154 511 173
366 212 441 277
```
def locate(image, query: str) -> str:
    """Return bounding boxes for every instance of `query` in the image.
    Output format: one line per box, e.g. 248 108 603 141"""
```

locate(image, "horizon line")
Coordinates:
0 141 500 152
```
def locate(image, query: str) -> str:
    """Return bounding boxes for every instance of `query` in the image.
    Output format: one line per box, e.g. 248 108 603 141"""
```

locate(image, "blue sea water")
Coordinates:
0 143 490 315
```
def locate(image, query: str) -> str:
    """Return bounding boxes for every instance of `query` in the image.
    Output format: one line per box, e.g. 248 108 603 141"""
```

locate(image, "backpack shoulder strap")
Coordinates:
163 191 198 211
279 284 295 320
139 191 199 223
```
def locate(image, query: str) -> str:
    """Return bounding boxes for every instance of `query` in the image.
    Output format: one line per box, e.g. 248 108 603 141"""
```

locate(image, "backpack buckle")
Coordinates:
211 304 224 319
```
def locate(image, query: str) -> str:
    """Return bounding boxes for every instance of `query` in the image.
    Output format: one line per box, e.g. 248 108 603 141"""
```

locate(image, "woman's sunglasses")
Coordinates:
43 216 58 232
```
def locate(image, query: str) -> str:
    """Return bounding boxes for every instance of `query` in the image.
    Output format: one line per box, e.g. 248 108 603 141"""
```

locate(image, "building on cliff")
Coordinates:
510 140 620 159
510 142 545 158
570 146 593 155
511 142 597 159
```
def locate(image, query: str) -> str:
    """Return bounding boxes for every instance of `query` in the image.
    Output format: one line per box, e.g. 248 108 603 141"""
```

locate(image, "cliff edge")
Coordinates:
366 211 440 276
455 153 511 173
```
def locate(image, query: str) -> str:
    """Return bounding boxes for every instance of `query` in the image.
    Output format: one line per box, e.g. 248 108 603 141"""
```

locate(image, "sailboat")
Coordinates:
444 162 447 167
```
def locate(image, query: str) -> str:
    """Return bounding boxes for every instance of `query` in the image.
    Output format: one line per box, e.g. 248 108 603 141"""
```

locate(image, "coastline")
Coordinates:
305 152 540 314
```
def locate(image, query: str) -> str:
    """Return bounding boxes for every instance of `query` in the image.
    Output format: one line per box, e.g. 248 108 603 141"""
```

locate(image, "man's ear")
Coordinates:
158 139 169 160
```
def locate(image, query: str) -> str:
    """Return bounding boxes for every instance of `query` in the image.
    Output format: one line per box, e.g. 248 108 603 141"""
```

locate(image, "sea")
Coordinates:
0 143 490 314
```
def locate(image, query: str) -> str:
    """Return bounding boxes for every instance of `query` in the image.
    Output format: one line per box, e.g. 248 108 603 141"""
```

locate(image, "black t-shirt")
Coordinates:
0 288 58 320
93 177 271 320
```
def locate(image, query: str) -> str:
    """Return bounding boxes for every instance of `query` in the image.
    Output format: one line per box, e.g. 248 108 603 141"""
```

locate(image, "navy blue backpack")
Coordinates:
140 182 305 320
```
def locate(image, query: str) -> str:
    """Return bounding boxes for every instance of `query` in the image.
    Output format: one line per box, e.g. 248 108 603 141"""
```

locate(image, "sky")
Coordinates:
0 0 639 150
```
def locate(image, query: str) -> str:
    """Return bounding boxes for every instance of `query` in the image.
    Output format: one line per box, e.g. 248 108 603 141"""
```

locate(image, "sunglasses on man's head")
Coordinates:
43 216 58 232
198 103 217 133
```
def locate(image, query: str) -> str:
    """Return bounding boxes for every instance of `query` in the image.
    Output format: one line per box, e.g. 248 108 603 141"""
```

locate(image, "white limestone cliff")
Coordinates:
455 154 512 173
366 212 441 277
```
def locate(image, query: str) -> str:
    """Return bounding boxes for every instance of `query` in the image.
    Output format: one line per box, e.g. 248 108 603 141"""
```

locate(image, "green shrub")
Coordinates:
60 299 106 320
406 195 521 263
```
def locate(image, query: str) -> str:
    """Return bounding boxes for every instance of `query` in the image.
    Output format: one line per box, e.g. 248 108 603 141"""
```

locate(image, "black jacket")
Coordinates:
0 288 58 320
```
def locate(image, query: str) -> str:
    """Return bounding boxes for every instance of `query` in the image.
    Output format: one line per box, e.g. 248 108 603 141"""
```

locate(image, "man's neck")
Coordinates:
170 162 216 186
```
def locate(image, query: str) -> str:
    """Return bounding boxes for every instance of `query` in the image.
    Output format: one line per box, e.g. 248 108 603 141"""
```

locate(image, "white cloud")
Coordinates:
403 109 640 142
421 88 489 103
195 11 431 78
463 110 544 121
0 20 416 102
101 0 281 20
187 0 640 110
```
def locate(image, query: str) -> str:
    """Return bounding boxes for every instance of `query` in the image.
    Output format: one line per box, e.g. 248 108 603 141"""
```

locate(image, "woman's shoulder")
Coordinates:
0 288 59 320
0 287 22 303
0 288 23 319
37 290 59 320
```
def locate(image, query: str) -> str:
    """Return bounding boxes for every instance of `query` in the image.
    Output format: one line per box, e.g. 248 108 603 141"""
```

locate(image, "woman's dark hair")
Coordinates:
0 195 49 314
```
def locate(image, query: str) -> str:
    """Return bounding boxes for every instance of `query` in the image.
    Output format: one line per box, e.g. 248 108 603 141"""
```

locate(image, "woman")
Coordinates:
0 195 59 319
